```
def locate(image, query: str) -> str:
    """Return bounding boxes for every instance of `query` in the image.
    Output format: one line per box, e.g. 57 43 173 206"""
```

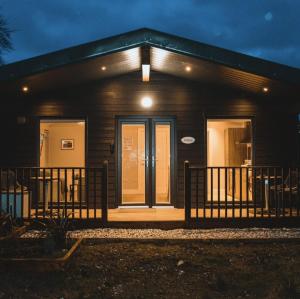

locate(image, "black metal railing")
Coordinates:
0 161 108 224
184 161 300 222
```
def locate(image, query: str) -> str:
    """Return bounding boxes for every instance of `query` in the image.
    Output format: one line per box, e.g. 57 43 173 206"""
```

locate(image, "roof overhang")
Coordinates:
0 28 299 96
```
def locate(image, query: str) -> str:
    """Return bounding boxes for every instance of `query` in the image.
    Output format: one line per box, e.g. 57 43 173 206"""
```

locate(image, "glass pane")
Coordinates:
122 124 146 204
207 119 252 202
155 124 171 204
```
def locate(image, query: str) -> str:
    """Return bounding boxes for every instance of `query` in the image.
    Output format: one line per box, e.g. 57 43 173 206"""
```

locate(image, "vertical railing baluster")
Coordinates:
94 168 97 219
218 167 220 218
274 167 278 217
79 168 82 219
0 169 2 216
260 167 264 217
203 167 206 219
86 168 90 219
225 167 227 219
232 167 235 218
57 168 60 217
297 167 300 217
246 167 249 218
289 167 292 217
42 168 46 219
72 168 75 219
239 167 242 218
21 168 24 219
13 168 17 218
267 167 271 218
35 168 38 219
64 168 68 217
253 167 257 218
210 167 213 218
282 168 285 217
196 169 199 221
102 162 108 224
184 161 191 224
6 169 9 214
50 168 53 219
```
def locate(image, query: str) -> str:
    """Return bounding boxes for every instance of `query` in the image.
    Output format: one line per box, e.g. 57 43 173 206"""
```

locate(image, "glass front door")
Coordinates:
118 118 174 206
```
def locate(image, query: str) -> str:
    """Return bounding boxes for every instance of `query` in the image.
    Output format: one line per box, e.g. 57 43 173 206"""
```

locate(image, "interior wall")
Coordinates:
40 121 85 167
207 120 247 166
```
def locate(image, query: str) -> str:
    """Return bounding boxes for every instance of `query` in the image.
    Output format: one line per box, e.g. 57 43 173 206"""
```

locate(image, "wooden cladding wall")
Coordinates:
0 71 299 207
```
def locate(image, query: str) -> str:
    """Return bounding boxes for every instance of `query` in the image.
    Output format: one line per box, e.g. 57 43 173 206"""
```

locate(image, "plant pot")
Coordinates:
0 238 82 269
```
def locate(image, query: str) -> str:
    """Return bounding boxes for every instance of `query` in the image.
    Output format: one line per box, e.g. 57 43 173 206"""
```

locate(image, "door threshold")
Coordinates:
152 206 174 209
118 205 150 209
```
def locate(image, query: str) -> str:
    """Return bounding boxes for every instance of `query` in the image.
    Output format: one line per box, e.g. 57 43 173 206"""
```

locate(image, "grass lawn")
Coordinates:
0 239 300 298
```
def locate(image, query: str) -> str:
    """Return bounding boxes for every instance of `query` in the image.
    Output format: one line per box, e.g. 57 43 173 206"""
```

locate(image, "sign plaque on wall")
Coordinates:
181 136 195 144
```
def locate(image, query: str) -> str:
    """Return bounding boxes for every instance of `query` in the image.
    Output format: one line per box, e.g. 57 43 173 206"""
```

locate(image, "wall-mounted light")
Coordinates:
22 86 29 93
141 46 150 82
141 96 153 108
101 66 107 71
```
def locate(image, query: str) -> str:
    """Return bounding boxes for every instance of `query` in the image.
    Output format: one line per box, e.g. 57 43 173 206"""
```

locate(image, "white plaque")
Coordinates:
181 136 195 144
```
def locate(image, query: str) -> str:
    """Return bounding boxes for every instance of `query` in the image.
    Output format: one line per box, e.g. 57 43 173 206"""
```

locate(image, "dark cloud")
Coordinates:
1 0 300 68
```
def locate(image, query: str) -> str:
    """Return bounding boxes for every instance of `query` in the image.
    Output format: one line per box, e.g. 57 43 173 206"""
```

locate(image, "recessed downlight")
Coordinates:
22 86 29 93
101 66 107 71
262 87 269 93
185 66 192 72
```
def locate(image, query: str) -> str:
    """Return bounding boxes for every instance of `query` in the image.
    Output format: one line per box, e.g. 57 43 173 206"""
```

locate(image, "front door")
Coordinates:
117 117 175 207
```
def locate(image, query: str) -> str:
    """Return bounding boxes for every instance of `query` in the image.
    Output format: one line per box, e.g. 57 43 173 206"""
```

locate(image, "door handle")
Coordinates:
141 156 149 167
152 156 158 167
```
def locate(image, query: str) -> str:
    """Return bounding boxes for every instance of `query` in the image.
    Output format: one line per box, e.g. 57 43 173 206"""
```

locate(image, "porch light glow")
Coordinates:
101 66 107 71
22 86 29 93
141 96 153 108
263 87 269 93
142 64 150 82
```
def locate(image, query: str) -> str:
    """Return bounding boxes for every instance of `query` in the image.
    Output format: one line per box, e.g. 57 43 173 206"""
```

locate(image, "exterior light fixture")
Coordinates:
141 96 153 108
142 64 150 82
185 66 191 72
101 66 107 71
262 87 269 93
22 86 29 93
141 46 150 82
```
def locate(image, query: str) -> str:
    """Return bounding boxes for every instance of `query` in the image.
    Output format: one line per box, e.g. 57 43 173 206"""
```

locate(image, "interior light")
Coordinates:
22 86 29 93
142 64 150 82
263 87 269 93
101 66 107 71
185 66 191 72
141 96 153 108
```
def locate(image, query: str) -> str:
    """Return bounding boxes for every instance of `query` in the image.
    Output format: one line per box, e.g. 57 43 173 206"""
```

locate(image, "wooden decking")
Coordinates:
28 207 299 222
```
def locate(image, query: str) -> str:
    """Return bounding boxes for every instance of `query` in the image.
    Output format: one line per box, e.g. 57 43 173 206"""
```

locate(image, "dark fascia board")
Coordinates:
0 27 300 85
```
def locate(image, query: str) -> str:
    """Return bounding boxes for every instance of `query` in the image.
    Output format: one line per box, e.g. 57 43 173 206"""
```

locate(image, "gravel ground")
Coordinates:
22 227 300 239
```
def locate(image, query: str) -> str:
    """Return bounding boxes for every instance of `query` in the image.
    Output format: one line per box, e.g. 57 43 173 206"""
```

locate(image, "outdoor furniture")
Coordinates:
0 170 30 218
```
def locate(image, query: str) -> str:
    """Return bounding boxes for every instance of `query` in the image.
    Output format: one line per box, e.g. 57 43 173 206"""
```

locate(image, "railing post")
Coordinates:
102 160 108 225
184 160 191 224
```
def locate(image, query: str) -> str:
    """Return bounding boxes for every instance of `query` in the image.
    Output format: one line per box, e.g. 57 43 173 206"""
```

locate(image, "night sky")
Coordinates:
1 0 300 68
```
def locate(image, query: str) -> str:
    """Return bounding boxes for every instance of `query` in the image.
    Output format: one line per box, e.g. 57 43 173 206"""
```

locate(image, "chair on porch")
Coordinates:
270 170 299 214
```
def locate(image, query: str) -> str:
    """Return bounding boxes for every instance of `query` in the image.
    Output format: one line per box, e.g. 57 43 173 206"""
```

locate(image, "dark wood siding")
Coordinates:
0 71 299 207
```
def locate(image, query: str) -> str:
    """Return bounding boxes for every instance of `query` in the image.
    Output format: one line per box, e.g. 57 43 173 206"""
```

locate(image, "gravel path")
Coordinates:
22 228 300 239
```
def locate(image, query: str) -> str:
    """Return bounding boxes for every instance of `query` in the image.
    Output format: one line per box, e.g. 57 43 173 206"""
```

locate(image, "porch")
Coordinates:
1 164 300 227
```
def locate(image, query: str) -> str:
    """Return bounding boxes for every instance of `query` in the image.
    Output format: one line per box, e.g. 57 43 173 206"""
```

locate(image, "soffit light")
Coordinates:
185 66 192 72
262 87 269 93
22 86 29 93
141 96 153 108
101 66 107 71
